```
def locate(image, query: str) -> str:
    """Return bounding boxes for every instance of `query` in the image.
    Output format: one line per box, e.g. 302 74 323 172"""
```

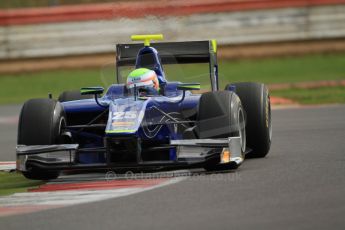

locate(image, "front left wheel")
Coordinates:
196 91 246 171
226 82 272 158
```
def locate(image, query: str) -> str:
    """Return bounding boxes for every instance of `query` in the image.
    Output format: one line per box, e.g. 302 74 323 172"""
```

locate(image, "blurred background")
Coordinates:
0 0 344 105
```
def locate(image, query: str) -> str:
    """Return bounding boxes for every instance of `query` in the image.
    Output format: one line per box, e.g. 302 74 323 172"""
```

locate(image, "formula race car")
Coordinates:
16 34 272 180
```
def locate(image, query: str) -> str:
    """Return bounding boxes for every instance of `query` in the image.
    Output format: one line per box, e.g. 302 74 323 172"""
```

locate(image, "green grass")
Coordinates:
167 53 345 88
0 53 344 105
0 172 44 196
218 54 345 86
271 86 345 105
0 69 108 104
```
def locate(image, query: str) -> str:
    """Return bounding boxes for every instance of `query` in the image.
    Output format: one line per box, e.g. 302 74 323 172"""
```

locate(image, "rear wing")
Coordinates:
115 40 219 90
116 41 216 65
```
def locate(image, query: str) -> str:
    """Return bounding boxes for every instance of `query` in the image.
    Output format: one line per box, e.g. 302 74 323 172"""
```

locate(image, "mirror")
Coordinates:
80 86 104 95
177 83 201 91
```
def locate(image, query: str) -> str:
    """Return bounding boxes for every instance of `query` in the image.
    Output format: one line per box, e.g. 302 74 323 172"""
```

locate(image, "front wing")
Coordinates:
16 137 244 172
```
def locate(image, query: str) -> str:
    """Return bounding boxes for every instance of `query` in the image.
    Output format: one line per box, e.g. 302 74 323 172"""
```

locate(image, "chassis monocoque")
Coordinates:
16 35 272 180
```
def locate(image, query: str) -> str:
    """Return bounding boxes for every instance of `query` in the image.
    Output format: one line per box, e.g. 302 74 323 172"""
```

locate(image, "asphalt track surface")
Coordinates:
1 104 345 229
0 105 19 161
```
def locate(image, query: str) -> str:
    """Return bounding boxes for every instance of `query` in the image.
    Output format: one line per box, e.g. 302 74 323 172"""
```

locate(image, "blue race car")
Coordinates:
16 34 272 180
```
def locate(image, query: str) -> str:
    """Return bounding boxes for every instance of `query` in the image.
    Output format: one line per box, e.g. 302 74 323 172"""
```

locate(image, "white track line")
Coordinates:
0 116 18 125
0 177 185 207
0 162 16 171
0 172 187 217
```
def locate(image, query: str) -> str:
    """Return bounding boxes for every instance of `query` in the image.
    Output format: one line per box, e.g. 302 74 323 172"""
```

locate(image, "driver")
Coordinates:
126 68 160 96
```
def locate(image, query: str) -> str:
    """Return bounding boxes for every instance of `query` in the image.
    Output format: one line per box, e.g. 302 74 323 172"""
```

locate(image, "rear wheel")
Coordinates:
226 82 272 158
18 99 66 180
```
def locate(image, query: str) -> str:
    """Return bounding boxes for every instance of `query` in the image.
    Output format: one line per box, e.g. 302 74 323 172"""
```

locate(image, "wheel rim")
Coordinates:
268 95 272 141
238 107 246 153
59 117 66 135
57 117 67 143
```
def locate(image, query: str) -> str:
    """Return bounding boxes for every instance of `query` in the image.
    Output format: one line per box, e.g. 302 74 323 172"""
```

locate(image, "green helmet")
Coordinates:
126 68 159 91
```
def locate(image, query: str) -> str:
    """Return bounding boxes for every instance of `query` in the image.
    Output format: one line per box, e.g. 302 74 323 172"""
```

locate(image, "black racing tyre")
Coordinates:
197 91 246 171
58 90 92 102
22 169 59 181
18 99 66 180
196 91 245 141
225 82 272 158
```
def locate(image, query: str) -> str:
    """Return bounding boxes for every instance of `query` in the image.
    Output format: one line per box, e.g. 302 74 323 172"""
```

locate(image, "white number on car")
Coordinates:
112 111 137 120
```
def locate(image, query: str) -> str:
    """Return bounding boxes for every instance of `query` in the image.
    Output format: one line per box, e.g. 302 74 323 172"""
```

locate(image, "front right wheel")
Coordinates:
18 98 66 180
